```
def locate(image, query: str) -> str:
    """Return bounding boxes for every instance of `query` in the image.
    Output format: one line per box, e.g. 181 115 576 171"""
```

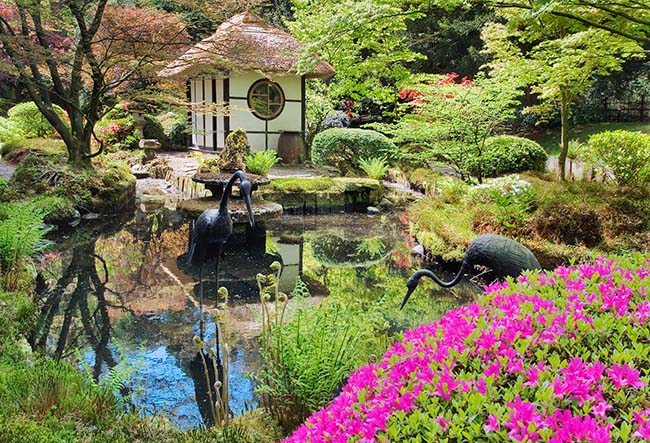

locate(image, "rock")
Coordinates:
379 198 395 211
214 128 250 172
411 244 424 257
82 212 100 220
367 206 380 215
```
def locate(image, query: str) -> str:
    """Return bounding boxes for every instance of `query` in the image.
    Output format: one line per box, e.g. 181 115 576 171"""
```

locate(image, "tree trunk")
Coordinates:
558 88 570 181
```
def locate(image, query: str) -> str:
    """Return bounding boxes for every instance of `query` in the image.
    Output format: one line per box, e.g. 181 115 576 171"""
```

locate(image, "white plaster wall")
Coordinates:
228 72 303 152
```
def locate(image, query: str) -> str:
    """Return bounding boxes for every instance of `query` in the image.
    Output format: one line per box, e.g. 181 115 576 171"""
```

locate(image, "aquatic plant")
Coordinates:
255 262 379 432
284 254 650 442
193 287 230 427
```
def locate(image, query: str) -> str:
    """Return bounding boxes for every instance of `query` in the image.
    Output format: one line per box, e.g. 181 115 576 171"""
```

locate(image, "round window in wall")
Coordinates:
247 79 285 120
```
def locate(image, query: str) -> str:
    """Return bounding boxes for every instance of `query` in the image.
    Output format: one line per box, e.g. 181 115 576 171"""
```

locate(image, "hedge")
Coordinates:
311 128 399 174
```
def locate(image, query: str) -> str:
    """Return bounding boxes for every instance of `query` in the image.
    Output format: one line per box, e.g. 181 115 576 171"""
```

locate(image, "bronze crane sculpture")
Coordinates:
400 234 541 309
187 170 255 303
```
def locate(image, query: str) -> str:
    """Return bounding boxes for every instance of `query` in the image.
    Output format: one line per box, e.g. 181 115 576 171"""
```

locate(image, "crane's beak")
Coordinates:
243 184 255 228
400 284 416 310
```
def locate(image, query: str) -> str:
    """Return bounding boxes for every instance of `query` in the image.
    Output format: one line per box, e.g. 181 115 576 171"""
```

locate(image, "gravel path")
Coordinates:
0 159 16 181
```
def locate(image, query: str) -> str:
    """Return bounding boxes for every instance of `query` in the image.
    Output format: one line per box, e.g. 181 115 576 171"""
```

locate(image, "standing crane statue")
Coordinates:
400 234 541 309
187 170 255 307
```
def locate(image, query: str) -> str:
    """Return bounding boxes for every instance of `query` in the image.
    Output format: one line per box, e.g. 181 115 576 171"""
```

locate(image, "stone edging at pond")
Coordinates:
259 177 384 214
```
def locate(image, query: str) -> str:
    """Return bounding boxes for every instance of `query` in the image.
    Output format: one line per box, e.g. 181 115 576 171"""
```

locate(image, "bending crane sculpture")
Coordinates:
187 170 255 303
400 234 541 309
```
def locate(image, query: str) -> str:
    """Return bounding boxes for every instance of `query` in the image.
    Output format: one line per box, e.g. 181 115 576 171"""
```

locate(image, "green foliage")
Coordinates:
469 175 537 232
157 111 190 149
358 157 388 180
586 130 650 186
311 128 399 174
482 11 643 178
255 263 384 431
0 203 49 291
304 82 336 150
7 102 66 138
10 152 135 214
288 0 424 104
0 117 24 146
244 150 279 176
143 115 171 149
0 290 34 362
467 135 548 177
374 74 520 182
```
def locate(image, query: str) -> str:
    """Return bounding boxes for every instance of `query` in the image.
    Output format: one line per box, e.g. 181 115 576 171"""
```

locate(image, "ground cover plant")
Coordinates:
406 173 650 267
284 253 650 442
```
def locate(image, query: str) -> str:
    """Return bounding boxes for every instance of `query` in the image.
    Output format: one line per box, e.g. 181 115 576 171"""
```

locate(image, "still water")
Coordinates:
32 210 477 429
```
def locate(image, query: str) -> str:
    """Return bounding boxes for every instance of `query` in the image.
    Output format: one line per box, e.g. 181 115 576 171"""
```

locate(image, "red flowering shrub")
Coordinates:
285 254 650 442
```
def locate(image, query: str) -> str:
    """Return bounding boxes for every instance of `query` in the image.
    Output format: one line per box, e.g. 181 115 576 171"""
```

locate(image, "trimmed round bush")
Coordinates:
8 102 66 138
0 116 24 146
284 254 650 443
587 130 650 186
467 135 548 177
311 128 399 174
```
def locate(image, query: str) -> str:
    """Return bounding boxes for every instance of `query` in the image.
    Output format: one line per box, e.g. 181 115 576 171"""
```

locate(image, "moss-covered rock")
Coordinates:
214 128 250 172
260 177 383 214
10 152 135 215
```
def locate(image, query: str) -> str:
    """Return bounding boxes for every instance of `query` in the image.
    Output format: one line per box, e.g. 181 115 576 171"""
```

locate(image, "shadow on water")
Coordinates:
34 209 480 429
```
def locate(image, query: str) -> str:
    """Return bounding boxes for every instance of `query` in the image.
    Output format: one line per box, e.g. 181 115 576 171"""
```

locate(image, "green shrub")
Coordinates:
7 102 66 138
586 130 650 185
0 117 24 147
358 157 388 180
143 114 171 149
285 254 650 443
466 135 548 177
311 128 399 174
245 150 279 176
255 264 384 432
0 290 34 362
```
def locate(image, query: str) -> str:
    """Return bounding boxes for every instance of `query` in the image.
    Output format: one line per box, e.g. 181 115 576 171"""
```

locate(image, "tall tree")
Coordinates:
0 1 188 165
482 10 643 179
287 0 424 104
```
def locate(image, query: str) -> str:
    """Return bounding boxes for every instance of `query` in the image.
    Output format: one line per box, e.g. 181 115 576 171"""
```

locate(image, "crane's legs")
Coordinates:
199 263 204 339
215 243 223 309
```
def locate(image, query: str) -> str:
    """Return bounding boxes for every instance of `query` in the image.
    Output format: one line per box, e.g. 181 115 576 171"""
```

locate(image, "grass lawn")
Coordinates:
528 121 650 155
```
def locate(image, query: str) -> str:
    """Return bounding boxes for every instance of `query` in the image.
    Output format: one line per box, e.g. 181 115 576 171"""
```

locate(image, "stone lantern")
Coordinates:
129 102 147 139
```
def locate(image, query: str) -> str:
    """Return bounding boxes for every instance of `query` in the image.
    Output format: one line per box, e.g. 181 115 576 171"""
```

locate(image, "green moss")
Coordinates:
10 153 135 214
406 174 650 266
268 177 335 192
0 138 66 158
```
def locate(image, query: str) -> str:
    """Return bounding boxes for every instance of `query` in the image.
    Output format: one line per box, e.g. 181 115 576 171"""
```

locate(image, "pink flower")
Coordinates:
484 414 499 432
607 363 645 389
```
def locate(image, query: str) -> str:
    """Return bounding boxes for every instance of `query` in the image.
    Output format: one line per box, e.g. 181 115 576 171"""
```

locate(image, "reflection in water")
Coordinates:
35 210 478 429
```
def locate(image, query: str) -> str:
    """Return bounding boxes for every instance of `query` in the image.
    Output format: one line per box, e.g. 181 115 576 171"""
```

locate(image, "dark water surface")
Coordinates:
33 210 478 429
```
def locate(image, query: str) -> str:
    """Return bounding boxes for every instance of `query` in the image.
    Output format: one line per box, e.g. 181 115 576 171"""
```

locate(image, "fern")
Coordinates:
358 156 388 180
244 150 279 176
292 276 311 299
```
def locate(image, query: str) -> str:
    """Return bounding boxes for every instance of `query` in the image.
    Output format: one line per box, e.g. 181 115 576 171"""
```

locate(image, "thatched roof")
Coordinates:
158 12 335 79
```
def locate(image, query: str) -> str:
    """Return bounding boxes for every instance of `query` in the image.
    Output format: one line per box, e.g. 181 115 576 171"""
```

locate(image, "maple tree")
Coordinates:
0 1 188 165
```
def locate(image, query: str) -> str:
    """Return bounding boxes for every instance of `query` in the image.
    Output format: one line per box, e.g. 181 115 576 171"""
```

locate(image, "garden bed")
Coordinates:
285 253 650 442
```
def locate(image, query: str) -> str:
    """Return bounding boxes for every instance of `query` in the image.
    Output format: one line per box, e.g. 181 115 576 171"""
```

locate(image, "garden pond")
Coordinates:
32 209 479 429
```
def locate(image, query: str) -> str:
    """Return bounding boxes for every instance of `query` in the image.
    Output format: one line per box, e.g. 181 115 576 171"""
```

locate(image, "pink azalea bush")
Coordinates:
284 254 650 442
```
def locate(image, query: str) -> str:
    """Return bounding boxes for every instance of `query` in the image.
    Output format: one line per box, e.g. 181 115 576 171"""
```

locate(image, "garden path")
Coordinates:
0 158 16 180
158 151 336 179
